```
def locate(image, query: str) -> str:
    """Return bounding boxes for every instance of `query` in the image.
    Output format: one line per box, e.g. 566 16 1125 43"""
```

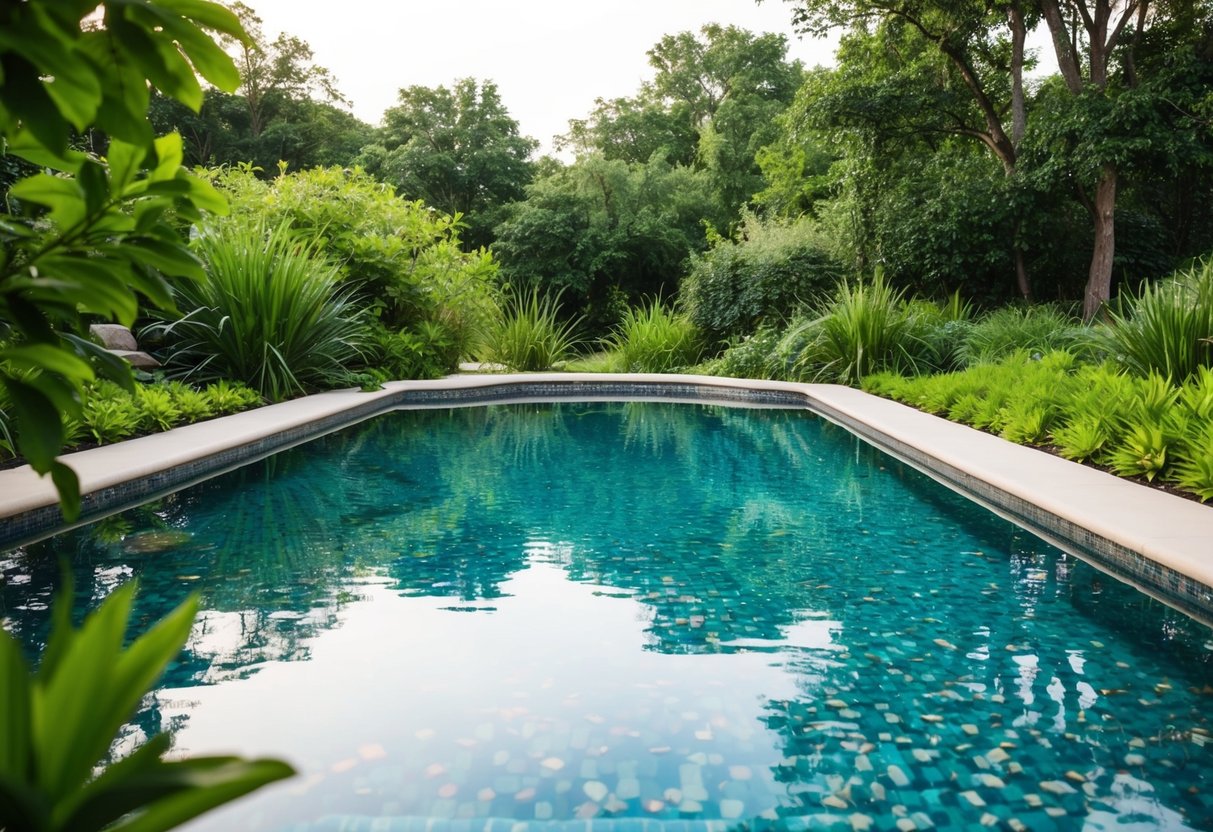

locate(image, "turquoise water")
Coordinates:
2 402 1213 831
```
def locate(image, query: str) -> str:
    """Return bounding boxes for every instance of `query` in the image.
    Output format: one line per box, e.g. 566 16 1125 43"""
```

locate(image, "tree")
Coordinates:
357 78 538 250
492 155 722 333
561 25 804 221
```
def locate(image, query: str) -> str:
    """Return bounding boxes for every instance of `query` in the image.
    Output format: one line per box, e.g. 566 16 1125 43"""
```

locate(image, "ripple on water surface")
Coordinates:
2 402 1212 831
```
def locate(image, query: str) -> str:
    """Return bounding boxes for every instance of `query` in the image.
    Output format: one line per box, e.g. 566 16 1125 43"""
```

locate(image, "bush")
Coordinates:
696 326 784 380
1103 258 1213 382
958 304 1095 367
606 301 703 373
482 288 581 371
153 220 369 401
681 214 842 344
778 273 933 384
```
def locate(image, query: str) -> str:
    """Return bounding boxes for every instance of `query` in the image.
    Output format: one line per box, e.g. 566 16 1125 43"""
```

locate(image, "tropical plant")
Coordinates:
607 301 703 373
202 380 262 414
1103 259 1213 382
152 221 368 401
0 580 293 831
780 273 930 384
81 396 141 446
0 0 247 518
482 288 581 372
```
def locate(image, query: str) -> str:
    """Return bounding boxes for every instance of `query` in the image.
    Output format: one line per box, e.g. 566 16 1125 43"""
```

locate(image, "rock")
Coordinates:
850 814 874 831
477 788 496 802
438 783 458 799
584 781 608 802
1040 780 1077 796
729 765 753 781
90 324 139 351
921 715 944 724
576 802 600 819
643 799 665 813
961 724 979 736
604 795 628 813
887 766 911 788
514 787 536 801
959 791 985 807
822 795 848 810
1124 754 1146 766
540 757 565 772
986 748 1010 764
679 799 703 814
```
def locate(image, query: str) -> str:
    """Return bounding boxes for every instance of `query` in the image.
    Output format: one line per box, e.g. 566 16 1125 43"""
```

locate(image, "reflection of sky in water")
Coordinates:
1 402 1212 831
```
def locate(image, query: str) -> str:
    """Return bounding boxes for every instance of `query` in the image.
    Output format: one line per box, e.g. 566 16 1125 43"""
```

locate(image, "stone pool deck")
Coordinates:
0 374 1210 623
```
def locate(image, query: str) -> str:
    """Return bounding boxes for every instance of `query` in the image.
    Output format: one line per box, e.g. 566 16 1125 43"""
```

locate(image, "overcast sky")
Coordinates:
241 0 840 154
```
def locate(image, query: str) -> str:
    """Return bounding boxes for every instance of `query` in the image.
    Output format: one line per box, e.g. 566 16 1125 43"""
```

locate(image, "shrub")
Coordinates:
1103 258 1213 382
780 274 931 384
958 304 1093 367
681 214 842 344
698 326 784 380
366 320 458 380
203 379 262 413
153 220 369 401
482 288 581 371
607 301 703 373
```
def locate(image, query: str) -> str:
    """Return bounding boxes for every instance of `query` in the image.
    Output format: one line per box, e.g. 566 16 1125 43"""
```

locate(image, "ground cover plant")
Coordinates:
863 353 1213 501
481 288 581 371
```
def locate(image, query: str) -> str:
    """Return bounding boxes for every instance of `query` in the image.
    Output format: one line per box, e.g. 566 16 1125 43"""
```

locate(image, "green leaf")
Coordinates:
0 631 32 782
154 0 249 43
1 343 95 384
3 377 67 472
151 133 185 180
9 174 86 230
55 735 173 831
101 758 295 832
50 461 81 523
0 773 48 832
106 140 148 196
29 255 141 324
62 332 136 391
121 237 205 280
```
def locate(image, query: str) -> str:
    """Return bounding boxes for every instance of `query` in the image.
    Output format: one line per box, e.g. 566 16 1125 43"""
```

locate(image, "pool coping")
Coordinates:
1 373 1210 624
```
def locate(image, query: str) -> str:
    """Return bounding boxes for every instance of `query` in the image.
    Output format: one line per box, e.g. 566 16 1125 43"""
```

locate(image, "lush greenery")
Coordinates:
606 301 703 373
152 220 367 401
0 580 293 831
481 289 581 372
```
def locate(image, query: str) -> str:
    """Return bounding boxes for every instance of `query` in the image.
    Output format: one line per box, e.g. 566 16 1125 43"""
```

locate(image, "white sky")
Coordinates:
241 0 840 155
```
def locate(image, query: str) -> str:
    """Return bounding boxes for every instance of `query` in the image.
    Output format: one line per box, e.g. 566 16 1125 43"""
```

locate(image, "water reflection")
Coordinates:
1 402 1211 829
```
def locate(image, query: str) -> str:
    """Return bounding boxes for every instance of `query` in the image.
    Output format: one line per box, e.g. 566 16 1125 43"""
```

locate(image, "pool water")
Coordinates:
3 402 1212 831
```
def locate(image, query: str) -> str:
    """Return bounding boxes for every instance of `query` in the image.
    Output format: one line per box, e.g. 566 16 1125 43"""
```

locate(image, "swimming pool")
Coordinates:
3 401 1212 830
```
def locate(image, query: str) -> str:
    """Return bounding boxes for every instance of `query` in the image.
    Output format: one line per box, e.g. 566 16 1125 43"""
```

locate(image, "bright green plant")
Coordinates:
81 396 140 446
162 382 215 424
1103 259 1213 382
781 274 930 384
482 288 581 372
202 380 262 414
153 221 368 402
0 580 293 831
1171 422 1213 501
699 326 784 380
607 301 703 373
134 386 183 433
0 1 246 519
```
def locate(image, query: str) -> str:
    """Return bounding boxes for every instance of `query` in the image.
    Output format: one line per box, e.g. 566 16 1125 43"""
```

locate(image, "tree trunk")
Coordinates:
1083 164 1118 320
1008 4 1027 147
1014 239 1032 301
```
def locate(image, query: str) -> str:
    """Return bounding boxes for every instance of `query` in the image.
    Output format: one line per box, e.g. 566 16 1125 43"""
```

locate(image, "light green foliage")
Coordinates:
0 580 292 831
370 320 457 381
681 214 842 344
134 386 184 433
0 0 246 519
870 351 1213 499
153 220 368 401
779 274 932 384
81 395 140 446
606 301 703 373
71 379 257 450
483 289 582 372
1103 258 1213 382
163 381 216 424
210 165 499 372
357 78 537 249
958 304 1095 367
493 155 718 335
202 379 263 413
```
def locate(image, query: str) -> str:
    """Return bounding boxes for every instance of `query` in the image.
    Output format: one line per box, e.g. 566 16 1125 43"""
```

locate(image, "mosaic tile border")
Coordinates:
3 376 1211 627
808 398 1213 629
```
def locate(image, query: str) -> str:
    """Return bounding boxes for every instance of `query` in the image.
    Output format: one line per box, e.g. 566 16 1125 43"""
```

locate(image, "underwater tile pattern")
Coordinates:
3 402 1212 832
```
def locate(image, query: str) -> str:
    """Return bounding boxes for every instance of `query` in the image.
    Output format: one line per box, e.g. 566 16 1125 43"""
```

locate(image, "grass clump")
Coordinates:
1103 258 1213 382
606 301 703 373
957 304 1094 367
154 220 368 402
482 288 581 371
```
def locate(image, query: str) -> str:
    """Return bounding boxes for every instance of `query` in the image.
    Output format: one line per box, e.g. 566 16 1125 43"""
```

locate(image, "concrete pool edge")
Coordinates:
1 373 1210 623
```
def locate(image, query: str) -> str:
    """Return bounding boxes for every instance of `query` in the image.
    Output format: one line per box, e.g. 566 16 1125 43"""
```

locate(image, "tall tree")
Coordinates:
561 25 803 220
357 78 538 250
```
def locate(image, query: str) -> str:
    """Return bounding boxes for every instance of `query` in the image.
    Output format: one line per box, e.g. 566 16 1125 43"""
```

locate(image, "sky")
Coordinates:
240 0 840 155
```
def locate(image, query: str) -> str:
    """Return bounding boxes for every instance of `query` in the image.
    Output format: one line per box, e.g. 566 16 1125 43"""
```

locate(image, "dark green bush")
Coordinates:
681 215 842 345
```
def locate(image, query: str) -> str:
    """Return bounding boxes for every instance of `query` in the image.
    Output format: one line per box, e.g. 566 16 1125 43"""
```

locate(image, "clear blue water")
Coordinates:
3 402 1213 832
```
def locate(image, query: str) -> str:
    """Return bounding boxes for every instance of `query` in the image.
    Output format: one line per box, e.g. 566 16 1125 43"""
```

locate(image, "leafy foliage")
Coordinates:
151 220 368 401
482 289 581 372
606 301 703 373
1103 258 1213 382
681 214 842 344
0 580 292 832
0 0 247 519
957 304 1095 367
357 78 537 249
